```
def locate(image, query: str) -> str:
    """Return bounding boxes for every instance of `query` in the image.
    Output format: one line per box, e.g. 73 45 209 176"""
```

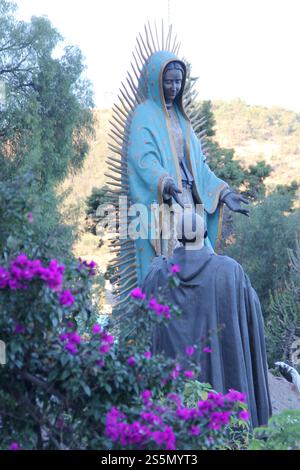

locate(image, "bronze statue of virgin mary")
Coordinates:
106 23 249 304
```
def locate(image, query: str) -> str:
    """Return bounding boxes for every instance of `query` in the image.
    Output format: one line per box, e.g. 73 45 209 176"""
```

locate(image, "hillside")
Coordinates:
212 99 300 188
62 101 300 207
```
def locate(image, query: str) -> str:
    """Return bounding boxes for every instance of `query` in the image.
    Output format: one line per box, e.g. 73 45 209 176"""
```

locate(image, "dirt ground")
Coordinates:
268 371 300 414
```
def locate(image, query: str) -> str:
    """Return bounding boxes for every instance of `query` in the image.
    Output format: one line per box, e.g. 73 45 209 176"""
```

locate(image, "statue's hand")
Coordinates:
163 178 183 208
223 192 250 217
169 182 184 208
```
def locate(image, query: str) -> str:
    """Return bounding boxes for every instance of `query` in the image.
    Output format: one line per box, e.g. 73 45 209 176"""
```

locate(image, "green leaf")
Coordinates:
81 382 92 397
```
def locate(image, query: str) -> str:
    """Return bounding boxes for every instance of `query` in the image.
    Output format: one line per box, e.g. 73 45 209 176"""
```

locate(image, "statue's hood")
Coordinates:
167 246 216 285
141 51 188 119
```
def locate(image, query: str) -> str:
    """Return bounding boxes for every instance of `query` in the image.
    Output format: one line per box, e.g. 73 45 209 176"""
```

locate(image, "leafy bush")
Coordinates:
0 271 250 450
266 239 300 366
249 410 300 450
0 172 74 260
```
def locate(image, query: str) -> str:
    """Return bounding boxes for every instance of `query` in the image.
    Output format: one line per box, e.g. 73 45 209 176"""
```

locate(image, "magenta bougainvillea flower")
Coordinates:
148 297 171 318
77 259 97 276
170 264 181 274
68 332 81 345
148 297 159 310
92 323 102 335
185 345 195 356
190 425 201 436
0 253 67 295
141 390 152 405
9 442 21 451
59 329 82 355
14 323 26 334
27 212 34 223
226 389 246 403
105 407 176 450
184 370 194 379
105 385 249 450
99 344 110 354
239 410 250 421
167 393 182 406
64 342 78 355
101 333 114 344
127 356 136 367
130 287 146 300
59 290 74 307
0 267 10 289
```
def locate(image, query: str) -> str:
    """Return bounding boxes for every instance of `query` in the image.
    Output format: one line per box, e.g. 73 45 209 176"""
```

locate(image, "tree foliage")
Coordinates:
224 184 300 313
0 0 94 187
266 238 300 366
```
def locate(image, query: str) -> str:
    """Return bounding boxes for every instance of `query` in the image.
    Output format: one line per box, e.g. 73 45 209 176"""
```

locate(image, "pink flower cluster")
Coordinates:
0 253 75 307
59 329 82 355
167 363 195 382
105 406 176 450
148 298 171 319
127 356 136 367
27 212 34 223
197 390 248 431
170 264 181 274
185 345 195 356
77 258 97 276
9 442 21 451
92 323 115 358
1 253 64 290
130 287 145 300
14 323 26 334
105 387 249 450
129 288 172 319
59 290 74 307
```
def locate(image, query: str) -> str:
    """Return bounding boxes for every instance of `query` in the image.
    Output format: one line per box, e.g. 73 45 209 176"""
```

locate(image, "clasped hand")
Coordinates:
163 179 184 208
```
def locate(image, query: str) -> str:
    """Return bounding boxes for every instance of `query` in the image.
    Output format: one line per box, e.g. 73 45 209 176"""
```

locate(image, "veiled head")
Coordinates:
163 61 185 105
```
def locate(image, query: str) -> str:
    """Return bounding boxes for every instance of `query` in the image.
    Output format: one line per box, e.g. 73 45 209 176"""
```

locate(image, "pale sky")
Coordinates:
15 0 300 111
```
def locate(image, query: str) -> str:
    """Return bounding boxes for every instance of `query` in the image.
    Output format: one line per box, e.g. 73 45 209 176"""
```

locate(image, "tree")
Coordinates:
0 0 94 188
266 238 300 367
224 184 300 313
0 0 96 273
85 185 111 246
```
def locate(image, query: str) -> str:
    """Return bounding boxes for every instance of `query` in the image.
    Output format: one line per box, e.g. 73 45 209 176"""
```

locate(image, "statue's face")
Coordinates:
163 68 183 105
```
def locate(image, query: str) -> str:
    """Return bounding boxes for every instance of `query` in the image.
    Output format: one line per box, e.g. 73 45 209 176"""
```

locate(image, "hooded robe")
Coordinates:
126 51 228 286
142 246 272 428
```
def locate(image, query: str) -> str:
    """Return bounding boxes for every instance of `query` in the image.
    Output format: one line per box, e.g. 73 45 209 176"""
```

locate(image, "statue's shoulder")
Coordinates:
131 100 156 121
214 253 245 278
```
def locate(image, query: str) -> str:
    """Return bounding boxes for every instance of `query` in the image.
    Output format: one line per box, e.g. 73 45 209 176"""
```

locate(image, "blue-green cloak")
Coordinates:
126 51 227 285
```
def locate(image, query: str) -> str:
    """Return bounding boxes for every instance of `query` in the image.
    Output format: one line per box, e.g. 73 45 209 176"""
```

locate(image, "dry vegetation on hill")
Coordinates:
213 99 300 188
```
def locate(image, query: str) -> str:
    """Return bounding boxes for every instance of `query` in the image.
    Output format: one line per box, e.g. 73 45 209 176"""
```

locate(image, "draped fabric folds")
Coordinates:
142 246 272 428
